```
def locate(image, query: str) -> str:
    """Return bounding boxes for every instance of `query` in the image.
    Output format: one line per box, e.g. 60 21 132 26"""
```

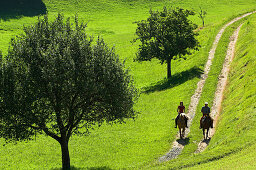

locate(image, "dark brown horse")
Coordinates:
177 113 187 139
201 115 212 140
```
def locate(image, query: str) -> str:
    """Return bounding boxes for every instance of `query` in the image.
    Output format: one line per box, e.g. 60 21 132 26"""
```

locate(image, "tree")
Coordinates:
198 6 207 27
134 7 199 78
0 14 138 170
0 0 47 16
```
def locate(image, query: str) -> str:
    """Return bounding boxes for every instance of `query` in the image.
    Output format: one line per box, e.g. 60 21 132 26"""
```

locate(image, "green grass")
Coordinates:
0 0 256 169
187 143 256 169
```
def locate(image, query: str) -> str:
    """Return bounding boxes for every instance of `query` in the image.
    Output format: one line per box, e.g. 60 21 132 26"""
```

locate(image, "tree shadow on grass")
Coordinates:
0 0 47 21
142 66 203 94
87 167 112 170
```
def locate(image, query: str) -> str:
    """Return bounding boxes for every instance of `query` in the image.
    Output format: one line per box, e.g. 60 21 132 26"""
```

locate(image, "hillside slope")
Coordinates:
164 13 256 170
190 12 256 169
148 12 255 170
185 13 256 169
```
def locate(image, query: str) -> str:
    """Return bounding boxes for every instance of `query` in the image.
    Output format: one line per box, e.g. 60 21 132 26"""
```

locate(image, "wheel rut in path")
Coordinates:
159 11 255 162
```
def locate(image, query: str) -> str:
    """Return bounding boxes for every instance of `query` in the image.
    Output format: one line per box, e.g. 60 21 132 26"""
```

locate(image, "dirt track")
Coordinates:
159 11 255 162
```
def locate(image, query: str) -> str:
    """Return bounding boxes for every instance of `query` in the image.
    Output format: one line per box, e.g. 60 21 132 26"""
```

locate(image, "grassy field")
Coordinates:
0 0 256 169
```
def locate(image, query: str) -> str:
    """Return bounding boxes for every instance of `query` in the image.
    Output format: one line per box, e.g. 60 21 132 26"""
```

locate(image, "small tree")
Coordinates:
134 7 199 78
0 14 138 169
198 6 207 27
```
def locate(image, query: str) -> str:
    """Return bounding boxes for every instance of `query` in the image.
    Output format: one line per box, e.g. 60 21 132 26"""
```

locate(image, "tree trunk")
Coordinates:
167 59 171 78
60 139 71 170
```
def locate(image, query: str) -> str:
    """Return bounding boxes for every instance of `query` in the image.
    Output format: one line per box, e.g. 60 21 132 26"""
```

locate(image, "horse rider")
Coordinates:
200 102 213 129
175 102 188 128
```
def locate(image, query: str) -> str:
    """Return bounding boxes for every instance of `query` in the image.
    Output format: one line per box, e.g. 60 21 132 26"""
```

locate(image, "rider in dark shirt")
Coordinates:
200 102 213 128
175 102 188 128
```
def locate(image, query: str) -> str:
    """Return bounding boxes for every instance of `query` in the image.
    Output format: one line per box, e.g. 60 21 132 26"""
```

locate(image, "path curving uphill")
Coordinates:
195 23 246 153
159 11 255 162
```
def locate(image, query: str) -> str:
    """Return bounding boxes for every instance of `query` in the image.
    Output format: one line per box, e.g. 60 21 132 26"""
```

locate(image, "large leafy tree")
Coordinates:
0 14 138 169
134 7 200 78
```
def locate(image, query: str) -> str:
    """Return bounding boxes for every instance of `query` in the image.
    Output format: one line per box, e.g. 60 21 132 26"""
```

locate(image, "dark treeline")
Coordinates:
0 0 47 20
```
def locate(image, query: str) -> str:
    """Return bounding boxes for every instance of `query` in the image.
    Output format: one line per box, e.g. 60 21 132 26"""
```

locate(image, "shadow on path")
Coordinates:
159 137 191 162
143 67 203 94
202 137 211 144
176 137 190 146
0 0 47 21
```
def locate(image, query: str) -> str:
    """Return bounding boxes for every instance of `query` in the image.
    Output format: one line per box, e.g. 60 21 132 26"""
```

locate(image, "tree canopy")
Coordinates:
134 7 200 78
0 14 138 169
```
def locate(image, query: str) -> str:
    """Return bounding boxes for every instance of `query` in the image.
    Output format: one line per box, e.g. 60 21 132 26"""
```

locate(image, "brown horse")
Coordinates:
177 113 187 139
201 115 212 140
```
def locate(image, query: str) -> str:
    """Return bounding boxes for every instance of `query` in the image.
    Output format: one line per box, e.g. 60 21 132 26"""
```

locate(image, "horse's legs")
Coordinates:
206 129 209 139
203 129 205 140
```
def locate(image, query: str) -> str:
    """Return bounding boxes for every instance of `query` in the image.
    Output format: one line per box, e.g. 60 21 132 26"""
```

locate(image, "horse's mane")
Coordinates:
179 113 189 119
180 113 186 117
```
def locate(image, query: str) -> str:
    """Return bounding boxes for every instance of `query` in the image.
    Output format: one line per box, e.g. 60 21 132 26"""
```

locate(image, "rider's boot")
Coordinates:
175 116 178 128
185 118 188 128
199 119 202 129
